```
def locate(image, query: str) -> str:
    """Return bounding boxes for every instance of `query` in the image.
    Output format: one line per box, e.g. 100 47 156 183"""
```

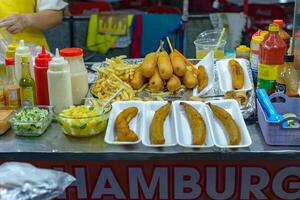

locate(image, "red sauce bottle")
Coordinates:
34 46 52 105
258 24 287 94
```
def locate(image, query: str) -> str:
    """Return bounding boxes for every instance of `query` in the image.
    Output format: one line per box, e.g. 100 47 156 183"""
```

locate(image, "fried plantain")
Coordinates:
229 59 244 90
208 103 241 145
180 102 206 145
197 65 208 93
150 102 171 144
115 107 139 142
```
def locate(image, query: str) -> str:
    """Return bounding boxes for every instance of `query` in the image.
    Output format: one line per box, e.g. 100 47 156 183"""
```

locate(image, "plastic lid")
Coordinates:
35 45 52 67
236 45 250 53
273 19 284 28
59 48 83 57
252 36 264 43
7 44 17 52
268 24 279 32
49 48 68 66
5 57 14 66
284 54 294 62
16 40 29 54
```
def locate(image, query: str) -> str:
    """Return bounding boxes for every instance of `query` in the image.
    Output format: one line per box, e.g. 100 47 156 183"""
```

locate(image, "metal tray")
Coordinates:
89 59 255 119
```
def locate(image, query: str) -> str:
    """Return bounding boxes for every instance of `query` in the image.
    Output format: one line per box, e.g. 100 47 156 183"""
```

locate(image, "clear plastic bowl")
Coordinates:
10 106 53 137
55 105 111 137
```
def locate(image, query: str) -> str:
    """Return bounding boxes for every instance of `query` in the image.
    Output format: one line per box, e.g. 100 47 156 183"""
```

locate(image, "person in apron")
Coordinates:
0 0 68 49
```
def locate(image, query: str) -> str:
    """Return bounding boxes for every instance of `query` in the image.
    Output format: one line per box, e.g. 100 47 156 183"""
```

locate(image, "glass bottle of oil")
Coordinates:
19 55 36 106
4 58 21 108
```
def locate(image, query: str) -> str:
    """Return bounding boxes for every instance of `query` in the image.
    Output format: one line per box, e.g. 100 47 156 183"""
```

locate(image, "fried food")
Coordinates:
197 65 208 92
180 102 206 145
182 70 198 89
229 59 244 90
142 52 158 78
92 56 140 102
208 103 241 145
130 67 146 90
150 102 171 144
115 107 139 142
170 51 186 77
224 91 248 106
167 75 181 92
149 68 164 92
157 51 173 80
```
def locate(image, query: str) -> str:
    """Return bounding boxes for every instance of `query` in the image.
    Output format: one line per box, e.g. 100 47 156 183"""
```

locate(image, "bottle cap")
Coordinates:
49 48 68 69
21 55 29 63
6 43 17 57
236 45 250 53
7 43 17 52
35 45 52 67
284 54 294 62
5 57 14 66
268 24 279 32
16 40 29 54
273 19 284 28
252 36 264 43
60 48 83 57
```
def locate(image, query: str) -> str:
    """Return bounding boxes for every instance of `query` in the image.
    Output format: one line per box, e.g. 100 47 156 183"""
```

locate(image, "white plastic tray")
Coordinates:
142 101 177 147
105 101 143 145
216 58 253 93
192 51 215 97
206 99 252 148
172 101 214 148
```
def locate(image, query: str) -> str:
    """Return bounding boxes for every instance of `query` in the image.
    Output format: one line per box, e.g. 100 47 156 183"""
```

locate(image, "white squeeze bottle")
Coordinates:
47 48 73 112
15 40 33 82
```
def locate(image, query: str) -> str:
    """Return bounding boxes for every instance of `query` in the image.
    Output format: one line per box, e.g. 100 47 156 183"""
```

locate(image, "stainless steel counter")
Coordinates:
0 121 300 161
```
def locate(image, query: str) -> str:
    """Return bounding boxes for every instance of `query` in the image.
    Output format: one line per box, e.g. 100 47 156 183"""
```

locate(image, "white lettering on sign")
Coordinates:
91 168 125 199
174 167 201 199
240 167 269 199
206 167 235 199
273 167 300 199
129 167 168 199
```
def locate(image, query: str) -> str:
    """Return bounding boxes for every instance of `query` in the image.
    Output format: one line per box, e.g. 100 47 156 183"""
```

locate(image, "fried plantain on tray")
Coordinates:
114 107 139 142
180 102 206 145
149 102 171 144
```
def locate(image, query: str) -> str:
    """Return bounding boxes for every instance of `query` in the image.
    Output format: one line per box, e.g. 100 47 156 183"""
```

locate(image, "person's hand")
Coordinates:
0 14 32 34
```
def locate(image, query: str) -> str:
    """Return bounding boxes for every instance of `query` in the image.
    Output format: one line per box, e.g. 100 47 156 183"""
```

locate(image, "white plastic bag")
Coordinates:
0 162 75 200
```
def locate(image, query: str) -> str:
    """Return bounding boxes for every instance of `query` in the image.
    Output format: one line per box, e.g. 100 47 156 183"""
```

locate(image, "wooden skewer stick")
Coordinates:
156 40 164 53
166 37 174 52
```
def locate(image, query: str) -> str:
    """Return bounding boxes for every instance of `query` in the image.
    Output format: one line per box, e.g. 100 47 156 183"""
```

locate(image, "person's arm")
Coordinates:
27 10 63 30
0 10 63 34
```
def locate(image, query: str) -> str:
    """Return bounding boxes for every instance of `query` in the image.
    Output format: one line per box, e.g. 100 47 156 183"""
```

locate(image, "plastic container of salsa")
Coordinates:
10 106 53 136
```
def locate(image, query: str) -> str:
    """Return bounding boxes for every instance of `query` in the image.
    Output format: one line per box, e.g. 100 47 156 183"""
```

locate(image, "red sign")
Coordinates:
20 160 300 200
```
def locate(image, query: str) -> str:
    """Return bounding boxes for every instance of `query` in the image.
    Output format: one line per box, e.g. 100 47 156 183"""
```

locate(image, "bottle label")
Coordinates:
257 79 276 94
250 53 259 71
0 89 4 106
21 87 34 106
258 64 280 80
7 88 20 107
276 83 286 94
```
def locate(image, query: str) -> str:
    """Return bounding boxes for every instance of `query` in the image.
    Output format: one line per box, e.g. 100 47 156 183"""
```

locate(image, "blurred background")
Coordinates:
44 0 295 61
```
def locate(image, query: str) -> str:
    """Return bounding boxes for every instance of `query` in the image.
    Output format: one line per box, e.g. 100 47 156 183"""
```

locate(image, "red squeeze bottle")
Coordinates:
34 46 52 105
